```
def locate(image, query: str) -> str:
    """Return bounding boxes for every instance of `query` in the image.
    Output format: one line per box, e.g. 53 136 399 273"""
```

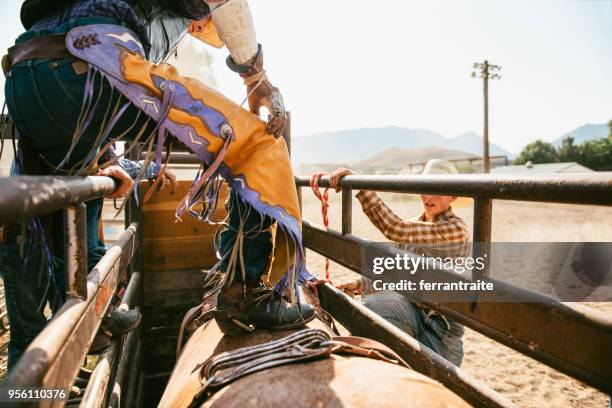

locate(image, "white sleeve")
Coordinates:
204 0 258 65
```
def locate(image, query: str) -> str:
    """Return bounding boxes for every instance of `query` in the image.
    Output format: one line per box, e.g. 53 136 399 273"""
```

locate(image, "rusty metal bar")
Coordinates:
128 187 144 278
294 174 612 206
3 224 138 392
135 372 146 408
124 336 142 406
110 271 142 408
79 339 122 408
127 144 143 279
472 198 492 278
110 313 141 408
303 221 612 393
341 188 352 235
0 176 117 226
65 203 88 299
317 282 516 408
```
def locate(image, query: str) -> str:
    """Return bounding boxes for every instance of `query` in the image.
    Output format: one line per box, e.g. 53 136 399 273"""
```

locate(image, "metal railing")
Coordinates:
294 174 612 406
0 175 144 407
2 157 609 406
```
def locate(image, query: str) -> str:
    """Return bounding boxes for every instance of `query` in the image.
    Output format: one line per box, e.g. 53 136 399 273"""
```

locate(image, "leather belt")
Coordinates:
3 33 72 73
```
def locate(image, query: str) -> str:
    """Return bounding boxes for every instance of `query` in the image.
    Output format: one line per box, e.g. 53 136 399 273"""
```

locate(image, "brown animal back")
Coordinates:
159 320 470 408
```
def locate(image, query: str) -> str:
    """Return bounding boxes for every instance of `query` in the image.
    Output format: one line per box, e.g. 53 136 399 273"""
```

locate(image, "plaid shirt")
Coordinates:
357 190 470 313
30 0 152 54
356 190 469 258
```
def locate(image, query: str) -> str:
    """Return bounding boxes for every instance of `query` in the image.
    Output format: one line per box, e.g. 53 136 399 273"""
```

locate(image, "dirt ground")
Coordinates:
302 191 612 408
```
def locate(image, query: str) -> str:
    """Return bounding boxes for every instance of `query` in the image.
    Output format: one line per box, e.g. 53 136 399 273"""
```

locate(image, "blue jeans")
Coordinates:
362 291 465 366
0 197 105 369
1 18 143 370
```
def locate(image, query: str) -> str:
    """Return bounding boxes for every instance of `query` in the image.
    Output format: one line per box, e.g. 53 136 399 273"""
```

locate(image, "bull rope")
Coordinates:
309 172 331 280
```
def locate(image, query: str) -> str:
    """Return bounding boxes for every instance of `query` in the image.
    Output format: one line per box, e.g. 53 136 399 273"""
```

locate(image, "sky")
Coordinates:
0 0 610 153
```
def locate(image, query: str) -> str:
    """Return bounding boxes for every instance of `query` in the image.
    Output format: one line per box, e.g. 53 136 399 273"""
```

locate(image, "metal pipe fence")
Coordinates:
0 174 144 406
294 172 612 399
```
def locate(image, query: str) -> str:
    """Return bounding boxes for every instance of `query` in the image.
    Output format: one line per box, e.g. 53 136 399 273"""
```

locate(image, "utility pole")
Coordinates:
472 61 501 173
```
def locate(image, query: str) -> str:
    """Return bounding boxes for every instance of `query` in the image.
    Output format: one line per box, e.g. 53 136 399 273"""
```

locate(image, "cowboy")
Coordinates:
4 0 314 343
329 159 469 366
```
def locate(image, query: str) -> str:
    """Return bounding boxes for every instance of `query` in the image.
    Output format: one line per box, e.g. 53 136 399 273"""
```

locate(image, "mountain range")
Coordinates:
292 123 609 165
291 127 510 164
552 123 609 146
357 146 476 169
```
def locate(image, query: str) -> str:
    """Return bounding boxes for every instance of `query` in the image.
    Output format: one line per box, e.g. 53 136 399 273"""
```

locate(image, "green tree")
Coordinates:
514 139 558 164
577 137 612 171
557 137 580 162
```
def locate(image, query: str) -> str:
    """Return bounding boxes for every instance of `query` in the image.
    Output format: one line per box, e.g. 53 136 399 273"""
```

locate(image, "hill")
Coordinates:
552 123 608 146
357 146 476 169
292 126 511 164
293 146 478 175
450 131 511 157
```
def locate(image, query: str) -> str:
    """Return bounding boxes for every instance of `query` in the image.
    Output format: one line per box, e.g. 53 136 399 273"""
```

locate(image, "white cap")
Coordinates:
422 159 459 175
421 159 472 208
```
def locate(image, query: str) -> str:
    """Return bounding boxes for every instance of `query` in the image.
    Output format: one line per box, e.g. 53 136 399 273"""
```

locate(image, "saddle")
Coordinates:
177 275 411 407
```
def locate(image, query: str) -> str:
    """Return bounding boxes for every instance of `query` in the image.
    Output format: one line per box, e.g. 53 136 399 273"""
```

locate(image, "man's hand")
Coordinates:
228 45 287 138
246 76 286 138
155 168 179 194
330 167 355 192
99 165 133 199
335 278 362 298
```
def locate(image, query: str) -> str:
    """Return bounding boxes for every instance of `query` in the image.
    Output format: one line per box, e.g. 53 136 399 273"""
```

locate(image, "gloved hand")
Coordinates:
227 45 287 138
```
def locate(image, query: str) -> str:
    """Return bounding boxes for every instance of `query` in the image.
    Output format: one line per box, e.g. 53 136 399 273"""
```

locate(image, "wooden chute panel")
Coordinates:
140 180 227 272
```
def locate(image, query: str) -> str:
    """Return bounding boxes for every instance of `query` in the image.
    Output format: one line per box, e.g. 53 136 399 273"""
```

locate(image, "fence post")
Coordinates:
472 197 492 278
342 188 352 235
126 143 144 278
64 203 88 299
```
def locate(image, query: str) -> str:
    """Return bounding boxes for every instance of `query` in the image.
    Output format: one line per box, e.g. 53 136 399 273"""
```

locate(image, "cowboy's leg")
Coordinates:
362 291 424 338
0 234 54 370
363 291 464 365
418 313 465 366
218 190 273 283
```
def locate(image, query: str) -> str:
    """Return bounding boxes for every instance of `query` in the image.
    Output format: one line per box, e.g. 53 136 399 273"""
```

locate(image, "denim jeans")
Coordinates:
0 195 106 369
362 291 465 366
1 18 148 370
0 234 62 368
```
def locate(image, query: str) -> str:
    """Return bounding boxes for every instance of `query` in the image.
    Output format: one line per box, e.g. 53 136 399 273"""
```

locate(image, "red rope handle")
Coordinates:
310 172 331 280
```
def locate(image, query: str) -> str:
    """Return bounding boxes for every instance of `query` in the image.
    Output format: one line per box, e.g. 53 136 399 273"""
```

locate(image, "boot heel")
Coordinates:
215 318 251 336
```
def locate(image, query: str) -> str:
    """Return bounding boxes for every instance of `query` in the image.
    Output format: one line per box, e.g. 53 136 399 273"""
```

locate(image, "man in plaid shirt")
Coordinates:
330 159 469 366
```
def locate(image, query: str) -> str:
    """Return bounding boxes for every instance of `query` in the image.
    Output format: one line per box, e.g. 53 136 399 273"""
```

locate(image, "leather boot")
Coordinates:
214 281 315 336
